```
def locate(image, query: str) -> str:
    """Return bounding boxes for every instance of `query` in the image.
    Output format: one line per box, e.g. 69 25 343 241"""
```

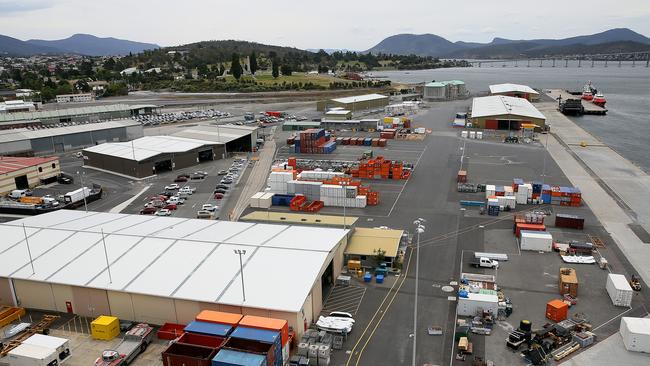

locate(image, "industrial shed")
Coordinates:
172 124 258 154
316 93 389 112
83 135 225 178
0 156 60 194
489 83 540 101
0 120 143 156
241 211 358 229
345 228 404 268
470 95 546 130
0 210 349 337
0 104 157 129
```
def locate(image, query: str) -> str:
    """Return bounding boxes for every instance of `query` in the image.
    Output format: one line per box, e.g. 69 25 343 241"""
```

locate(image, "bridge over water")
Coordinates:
470 51 650 68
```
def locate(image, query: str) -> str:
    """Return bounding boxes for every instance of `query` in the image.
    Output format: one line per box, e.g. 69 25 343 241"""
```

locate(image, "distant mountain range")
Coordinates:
0 33 159 56
306 48 357 54
365 28 650 58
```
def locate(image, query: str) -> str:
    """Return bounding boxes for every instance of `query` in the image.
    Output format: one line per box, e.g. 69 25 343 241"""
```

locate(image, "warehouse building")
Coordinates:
423 80 467 101
171 124 258 154
489 83 539 101
241 211 359 229
0 211 350 337
316 93 389 112
344 228 404 268
324 110 352 120
0 104 158 129
282 121 322 131
83 135 225 178
0 156 60 194
470 95 546 130
56 93 94 103
0 120 143 156
0 100 36 114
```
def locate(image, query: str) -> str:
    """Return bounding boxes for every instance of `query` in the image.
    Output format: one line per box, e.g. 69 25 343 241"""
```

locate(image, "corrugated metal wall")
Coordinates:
13 279 56 311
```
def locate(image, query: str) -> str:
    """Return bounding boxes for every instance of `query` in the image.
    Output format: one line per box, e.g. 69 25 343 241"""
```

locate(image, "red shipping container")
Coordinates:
162 342 217 366
515 223 546 237
158 323 186 340
177 332 226 349
555 214 584 230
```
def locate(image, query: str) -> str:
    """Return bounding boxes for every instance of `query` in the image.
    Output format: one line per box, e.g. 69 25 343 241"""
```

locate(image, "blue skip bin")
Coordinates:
376 274 384 284
363 272 372 283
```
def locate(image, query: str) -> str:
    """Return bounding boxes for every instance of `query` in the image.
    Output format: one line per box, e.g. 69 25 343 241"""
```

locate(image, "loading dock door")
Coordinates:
14 175 29 189
198 149 214 162
154 159 173 173
485 120 498 130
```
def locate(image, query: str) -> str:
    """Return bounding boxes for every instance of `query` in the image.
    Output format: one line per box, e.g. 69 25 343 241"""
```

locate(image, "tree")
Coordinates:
280 64 292 76
103 58 116 70
249 52 258 75
230 53 243 80
271 58 280 78
74 79 91 93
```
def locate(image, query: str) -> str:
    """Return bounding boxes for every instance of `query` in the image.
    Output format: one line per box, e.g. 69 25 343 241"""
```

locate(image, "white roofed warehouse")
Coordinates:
82 135 226 178
0 210 350 337
470 95 546 130
489 83 540 101
316 93 389 112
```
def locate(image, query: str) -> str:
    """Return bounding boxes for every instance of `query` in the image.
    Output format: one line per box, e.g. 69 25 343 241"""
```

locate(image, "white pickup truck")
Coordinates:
469 257 499 269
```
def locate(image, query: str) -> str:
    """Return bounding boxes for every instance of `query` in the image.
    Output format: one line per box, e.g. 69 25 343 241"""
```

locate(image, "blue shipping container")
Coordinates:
185 321 232 337
230 327 282 366
212 349 266 366
272 194 294 206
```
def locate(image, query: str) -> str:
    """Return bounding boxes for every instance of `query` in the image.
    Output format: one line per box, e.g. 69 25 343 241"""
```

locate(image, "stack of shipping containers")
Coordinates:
295 129 337 154
350 157 405 180
162 311 293 366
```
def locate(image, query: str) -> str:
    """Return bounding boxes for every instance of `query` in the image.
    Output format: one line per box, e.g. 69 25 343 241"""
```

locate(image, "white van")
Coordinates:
9 189 28 199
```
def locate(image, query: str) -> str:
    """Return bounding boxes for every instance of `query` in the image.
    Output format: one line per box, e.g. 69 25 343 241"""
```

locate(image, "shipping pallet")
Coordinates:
0 314 59 357
587 234 606 248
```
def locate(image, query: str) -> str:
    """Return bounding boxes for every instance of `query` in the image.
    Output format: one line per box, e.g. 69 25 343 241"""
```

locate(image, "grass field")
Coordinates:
223 72 353 87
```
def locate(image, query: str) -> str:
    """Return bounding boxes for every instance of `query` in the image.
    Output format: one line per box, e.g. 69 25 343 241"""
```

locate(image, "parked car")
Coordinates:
164 204 178 210
217 170 228 175
57 173 73 184
179 186 195 195
174 176 188 182
214 193 224 200
215 184 229 190
164 183 180 190
213 189 226 195
221 178 233 184
202 204 217 212
140 207 156 215
196 210 213 219
155 209 172 216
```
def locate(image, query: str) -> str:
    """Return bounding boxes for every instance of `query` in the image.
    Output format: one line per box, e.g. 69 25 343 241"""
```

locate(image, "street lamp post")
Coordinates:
412 218 426 366
234 249 247 302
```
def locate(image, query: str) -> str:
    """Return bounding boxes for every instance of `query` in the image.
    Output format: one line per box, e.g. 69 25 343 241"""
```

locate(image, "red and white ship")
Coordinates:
592 93 606 107
581 81 595 101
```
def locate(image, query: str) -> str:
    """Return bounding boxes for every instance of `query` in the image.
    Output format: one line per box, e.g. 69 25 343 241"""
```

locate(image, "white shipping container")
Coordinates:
519 230 553 252
250 192 265 208
606 274 633 307
619 317 650 353
22 334 70 363
259 193 274 209
457 293 499 317
7 344 59 366
504 186 514 196
485 185 496 199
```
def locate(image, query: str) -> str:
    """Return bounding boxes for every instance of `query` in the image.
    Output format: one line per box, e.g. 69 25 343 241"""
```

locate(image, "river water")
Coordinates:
376 64 650 173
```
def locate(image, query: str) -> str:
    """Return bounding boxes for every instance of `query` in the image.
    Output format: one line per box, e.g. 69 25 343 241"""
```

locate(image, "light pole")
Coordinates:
412 218 426 366
234 249 247 302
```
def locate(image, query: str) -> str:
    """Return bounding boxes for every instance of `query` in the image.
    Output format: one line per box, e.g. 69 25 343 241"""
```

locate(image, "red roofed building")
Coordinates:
0 156 60 194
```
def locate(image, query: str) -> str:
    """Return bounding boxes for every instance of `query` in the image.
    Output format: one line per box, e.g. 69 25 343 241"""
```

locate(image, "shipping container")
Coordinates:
519 230 553 252
606 274 633 307
212 349 267 366
163 342 217 366
158 323 186 340
238 316 289 346
91 315 120 340
546 300 568 322
231 327 281 366
185 321 233 337
555 214 585 230
559 268 578 297
514 223 546 237
457 293 499 317
196 311 242 326
223 337 275 366
620 317 650 353
178 332 226 349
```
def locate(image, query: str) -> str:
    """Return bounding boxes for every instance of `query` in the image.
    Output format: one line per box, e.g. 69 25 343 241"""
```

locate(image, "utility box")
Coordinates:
22 334 71 363
7 343 59 366
546 299 568 322
91 315 120 340
559 268 578 297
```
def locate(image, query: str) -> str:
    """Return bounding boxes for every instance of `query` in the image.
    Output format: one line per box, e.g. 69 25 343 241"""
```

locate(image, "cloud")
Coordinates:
0 0 52 15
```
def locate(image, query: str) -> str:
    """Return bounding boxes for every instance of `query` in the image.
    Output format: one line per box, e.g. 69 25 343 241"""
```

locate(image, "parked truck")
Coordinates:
94 323 154 366
468 257 499 269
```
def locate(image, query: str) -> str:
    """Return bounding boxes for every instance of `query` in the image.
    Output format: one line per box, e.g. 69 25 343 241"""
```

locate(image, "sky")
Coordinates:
1 0 650 50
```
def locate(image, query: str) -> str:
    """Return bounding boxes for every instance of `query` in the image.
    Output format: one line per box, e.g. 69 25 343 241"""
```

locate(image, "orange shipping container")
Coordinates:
195 310 242 326
546 300 568 322
239 315 289 346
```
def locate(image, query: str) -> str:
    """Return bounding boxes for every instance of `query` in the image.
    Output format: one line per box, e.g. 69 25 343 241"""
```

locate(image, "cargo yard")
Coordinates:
0 85 649 366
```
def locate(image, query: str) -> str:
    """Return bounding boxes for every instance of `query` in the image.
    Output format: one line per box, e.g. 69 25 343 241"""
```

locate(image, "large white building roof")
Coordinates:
0 120 140 144
471 95 546 120
172 124 257 144
83 135 219 161
489 83 539 95
0 210 348 313
331 93 388 104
